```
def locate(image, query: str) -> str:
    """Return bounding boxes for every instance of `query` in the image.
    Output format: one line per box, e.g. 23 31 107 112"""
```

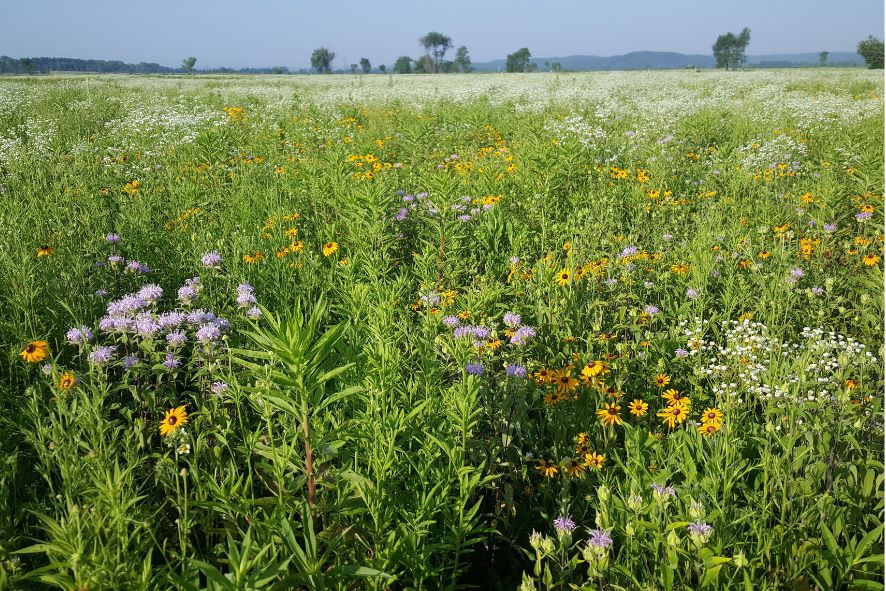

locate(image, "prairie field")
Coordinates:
0 70 883 590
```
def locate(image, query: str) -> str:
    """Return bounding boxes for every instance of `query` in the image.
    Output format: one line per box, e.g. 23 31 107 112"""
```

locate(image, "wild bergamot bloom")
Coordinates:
57 371 76 390
654 373 671 388
584 451 605 469
20 341 49 363
596 403 623 427
322 242 338 256
628 399 649 417
700 407 724 424
555 267 571 286
160 405 189 437
535 459 559 478
658 405 688 428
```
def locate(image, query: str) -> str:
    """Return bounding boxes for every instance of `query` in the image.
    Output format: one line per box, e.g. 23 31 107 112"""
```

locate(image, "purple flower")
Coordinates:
824 223 837 232
163 352 181 370
201 251 222 268
619 246 638 258
686 288 699 299
644 305 659 315
137 284 163 304
457 214 472 222
503 312 521 327
166 330 187 346
588 529 613 550
186 309 212 325
465 363 484 376
246 306 262 319
811 286 824 295
122 355 139 369
104 233 121 244
108 255 125 265
196 323 222 343
509 256 520 265
41 364 53 376
237 283 253 295
134 314 160 337
553 516 576 534
95 288 109 296
88 345 115 365
506 364 527 378
790 268 805 279
510 325 536 346
66 326 93 345
442 315 460 328
675 348 688 358
453 325 472 339
651 483 677 497
126 260 142 272
237 292 257 307
471 325 491 340
211 381 229 395
395 208 408 221
107 295 147 315
688 522 713 537
158 311 186 329
178 285 198 303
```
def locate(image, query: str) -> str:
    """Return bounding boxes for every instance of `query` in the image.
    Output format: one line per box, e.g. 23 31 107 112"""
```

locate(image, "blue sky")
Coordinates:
2 0 883 69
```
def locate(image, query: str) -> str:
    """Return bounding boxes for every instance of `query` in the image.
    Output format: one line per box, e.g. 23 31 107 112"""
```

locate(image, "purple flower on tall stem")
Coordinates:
465 363 484 376
553 516 576 534
506 364 527 378
588 529 613 550
201 251 223 268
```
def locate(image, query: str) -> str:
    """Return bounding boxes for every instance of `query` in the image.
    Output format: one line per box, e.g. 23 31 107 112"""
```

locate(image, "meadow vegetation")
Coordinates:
0 70 882 590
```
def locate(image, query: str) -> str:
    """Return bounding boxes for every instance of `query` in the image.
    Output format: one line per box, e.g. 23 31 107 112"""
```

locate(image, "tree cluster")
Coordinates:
712 28 751 70
857 36 884 69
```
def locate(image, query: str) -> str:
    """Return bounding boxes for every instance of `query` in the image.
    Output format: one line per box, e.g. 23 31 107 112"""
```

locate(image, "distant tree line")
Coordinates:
0 56 296 75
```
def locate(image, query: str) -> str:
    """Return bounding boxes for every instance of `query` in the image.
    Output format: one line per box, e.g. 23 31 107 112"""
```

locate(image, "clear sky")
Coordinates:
2 0 883 69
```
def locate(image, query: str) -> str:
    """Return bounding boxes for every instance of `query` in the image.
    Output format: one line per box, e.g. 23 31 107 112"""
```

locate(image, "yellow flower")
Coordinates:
628 399 648 417
863 254 880 266
699 421 721 436
291 240 305 253
662 389 690 408
20 341 49 363
584 451 605 469
565 459 587 478
36 245 55 257
758 250 770 260
535 459 559 478
657 405 688 428
322 242 339 257
58 371 76 390
700 407 724 424
844 378 859 390
533 367 552 384
159 405 188 437
552 368 578 393
596 403 623 427
582 360 609 378
123 180 140 195
555 267 571 286
653 373 671 388
670 262 689 275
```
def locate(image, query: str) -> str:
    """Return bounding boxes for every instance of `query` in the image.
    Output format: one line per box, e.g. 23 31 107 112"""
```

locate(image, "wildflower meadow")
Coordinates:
0 70 883 590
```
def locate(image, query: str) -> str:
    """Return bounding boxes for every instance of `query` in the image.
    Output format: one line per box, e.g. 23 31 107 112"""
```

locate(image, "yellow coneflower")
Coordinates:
584 451 605 470
758 250 770 260
628 399 648 417
555 267 571 287
596 403 623 427
700 407 724 424
565 459 587 478
663 389 690 409
36 245 55 257
863 254 880 266
291 240 305 253
552 368 578 394
533 367 552 384
58 371 76 390
20 341 49 364
322 242 339 257
159 405 188 437
653 373 671 388
844 378 860 390
535 459 559 478
699 421 721 436
658 405 688 428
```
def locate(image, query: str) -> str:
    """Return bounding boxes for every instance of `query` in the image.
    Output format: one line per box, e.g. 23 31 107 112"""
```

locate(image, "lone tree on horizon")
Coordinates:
181 57 197 73
419 32 452 73
712 28 751 70
311 47 335 74
506 48 534 72
857 36 884 69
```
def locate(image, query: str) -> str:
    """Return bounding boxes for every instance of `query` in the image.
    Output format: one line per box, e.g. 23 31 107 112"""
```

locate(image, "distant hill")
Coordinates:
472 51 865 71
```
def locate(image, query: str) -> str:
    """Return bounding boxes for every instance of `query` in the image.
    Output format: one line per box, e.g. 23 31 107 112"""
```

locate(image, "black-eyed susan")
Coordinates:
844 378 860 390
57 371 76 390
533 367 553 384
699 422 721 436
863 254 880 266
36 245 55 257
20 341 49 364
663 389 690 409
658 405 688 428
555 267 571 286
552 368 578 394
700 407 724 424
565 459 587 478
758 250 770 260
596 403 623 427
535 459 559 478
628 399 649 417
584 451 605 470
160 405 188 437
322 242 339 257
653 373 671 388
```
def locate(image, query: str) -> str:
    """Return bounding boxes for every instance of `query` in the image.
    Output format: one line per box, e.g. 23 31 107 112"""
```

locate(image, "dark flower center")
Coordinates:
168 416 177 425
608 408 617 415
673 409 681 415
25 344 36 353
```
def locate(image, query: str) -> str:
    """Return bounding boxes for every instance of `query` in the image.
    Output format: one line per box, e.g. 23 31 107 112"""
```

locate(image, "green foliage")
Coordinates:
506 48 534 73
181 57 197 73
419 31 453 73
310 47 335 74
857 36 884 69
359 58 371 75
712 28 751 70
393 55 412 74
